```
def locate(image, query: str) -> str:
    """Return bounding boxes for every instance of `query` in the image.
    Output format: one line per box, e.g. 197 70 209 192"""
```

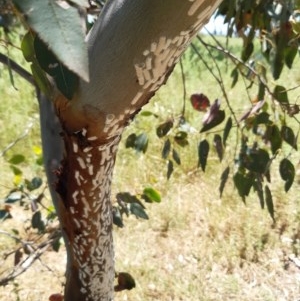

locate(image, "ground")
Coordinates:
1 165 300 301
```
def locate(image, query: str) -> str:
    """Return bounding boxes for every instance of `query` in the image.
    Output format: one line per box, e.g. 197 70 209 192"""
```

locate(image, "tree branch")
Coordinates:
0 52 35 86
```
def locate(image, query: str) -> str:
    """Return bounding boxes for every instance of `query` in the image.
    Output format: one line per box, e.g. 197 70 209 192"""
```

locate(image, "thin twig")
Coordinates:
0 52 35 86
0 241 51 286
179 57 186 117
191 41 239 127
0 120 35 157
197 37 272 97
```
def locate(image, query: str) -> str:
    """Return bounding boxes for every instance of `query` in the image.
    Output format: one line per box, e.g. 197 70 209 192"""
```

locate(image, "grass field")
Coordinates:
1 35 300 301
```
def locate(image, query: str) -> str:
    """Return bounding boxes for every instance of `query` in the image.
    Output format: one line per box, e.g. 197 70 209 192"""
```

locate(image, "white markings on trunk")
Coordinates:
73 218 81 229
88 164 94 176
72 190 79 204
74 170 82 186
72 141 79 153
77 157 86 169
83 146 93 153
70 206 75 215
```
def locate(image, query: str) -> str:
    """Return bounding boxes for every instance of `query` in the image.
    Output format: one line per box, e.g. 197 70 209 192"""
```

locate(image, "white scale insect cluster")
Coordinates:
59 1 221 300
64 128 121 300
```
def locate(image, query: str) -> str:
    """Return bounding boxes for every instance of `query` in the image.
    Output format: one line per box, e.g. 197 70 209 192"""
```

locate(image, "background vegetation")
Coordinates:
1 31 300 300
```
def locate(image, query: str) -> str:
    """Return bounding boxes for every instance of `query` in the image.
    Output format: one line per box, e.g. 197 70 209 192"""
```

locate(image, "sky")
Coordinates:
201 14 228 35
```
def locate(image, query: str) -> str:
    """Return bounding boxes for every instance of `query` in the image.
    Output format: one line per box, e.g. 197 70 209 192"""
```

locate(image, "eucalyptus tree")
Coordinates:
1 0 300 300
8 1 222 300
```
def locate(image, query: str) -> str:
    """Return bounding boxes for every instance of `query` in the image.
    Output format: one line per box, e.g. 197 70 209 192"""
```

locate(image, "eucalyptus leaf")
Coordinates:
230 67 238 88
273 85 289 104
130 203 149 220
167 160 174 179
233 171 254 201
172 149 181 165
156 120 173 138
162 139 171 159
198 139 209 172
125 133 137 148
31 211 45 232
253 179 264 209
9 154 25 165
279 158 295 192
265 185 275 221
213 134 223 161
223 117 232 146
112 207 124 228
200 110 225 133
174 131 189 147
134 133 148 153
219 166 230 197
13 0 89 81
142 187 161 203
281 125 297 150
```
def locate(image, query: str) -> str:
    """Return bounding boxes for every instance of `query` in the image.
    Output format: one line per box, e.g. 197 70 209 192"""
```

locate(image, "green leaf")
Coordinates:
26 177 43 191
223 117 232 146
270 50 284 80
134 133 148 153
255 112 270 124
51 237 61 252
125 133 137 148
140 110 158 117
167 160 174 179
285 45 298 68
10 165 22 176
233 171 254 201
172 149 181 165
258 82 265 101
269 125 282 154
200 110 225 133
34 36 79 99
241 41 254 62
213 134 223 161
30 60 52 95
253 178 264 209
13 0 89 81
244 148 270 174
230 67 239 88
273 85 289 104
142 187 161 203
281 125 297 150
21 31 35 62
174 131 189 147
0 209 12 221
279 158 295 192
7 55 17 90
31 211 45 232
156 120 173 138
219 166 230 197
162 139 171 159
265 185 275 221
198 139 209 172
112 207 124 228
116 272 136 291
9 154 25 165
116 192 145 208
130 203 149 220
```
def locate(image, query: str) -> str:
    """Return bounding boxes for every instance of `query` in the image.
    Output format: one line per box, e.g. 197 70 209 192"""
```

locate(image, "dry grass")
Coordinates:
1 36 300 301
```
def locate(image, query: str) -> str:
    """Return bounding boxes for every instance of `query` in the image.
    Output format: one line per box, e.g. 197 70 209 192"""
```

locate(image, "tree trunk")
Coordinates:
43 1 222 300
